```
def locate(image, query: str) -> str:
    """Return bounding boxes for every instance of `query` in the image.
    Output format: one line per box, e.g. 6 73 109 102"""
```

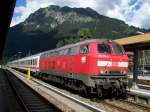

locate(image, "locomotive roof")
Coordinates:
75 38 109 45
63 38 109 48
9 39 111 63
42 38 110 54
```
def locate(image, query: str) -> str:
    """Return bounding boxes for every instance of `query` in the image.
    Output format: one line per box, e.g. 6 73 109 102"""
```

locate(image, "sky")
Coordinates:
11 0 150 29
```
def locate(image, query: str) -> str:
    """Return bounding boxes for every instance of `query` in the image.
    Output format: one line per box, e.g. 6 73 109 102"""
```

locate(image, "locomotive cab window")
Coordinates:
67 47 77 55
98 44 111 53
80 45 89 54
112 43 124 54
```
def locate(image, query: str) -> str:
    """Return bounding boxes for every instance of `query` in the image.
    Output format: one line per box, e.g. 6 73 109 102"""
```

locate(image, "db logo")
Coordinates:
81 56 86 63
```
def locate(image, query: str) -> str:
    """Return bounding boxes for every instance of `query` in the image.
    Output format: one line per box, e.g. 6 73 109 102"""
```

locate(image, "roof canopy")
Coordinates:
114 33 150 51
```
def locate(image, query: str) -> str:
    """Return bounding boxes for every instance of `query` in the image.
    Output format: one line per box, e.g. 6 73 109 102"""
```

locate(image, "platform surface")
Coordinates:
129 75 150 81
129 87 150 98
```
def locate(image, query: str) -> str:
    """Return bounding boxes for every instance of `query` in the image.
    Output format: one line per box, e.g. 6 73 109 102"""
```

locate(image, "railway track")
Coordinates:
4 70 61 112
6 68 105 112
7 68 150 112
100 100 131 112
0 69 24 112
119 100 150 111
138 84 150 90
101 99 150 112
32 80 133 112
29 74 150 112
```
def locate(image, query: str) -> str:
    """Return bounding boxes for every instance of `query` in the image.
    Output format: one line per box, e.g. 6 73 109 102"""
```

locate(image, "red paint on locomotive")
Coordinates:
39 40 128 76
8 39 128 97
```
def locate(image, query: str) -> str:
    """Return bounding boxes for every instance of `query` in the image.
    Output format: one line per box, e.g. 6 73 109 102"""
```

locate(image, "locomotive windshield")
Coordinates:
98 44 111 53
112 43 124 54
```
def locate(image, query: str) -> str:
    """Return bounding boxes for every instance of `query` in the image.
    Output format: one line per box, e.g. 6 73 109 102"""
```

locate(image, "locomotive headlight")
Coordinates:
100 70 105 74
100 70 109 74
105 70 110 74
120 70 127 74
123 70 127 74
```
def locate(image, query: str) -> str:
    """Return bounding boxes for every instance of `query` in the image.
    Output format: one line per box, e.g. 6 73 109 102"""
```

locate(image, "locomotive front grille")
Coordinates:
100 69 126 75
110 70 121 74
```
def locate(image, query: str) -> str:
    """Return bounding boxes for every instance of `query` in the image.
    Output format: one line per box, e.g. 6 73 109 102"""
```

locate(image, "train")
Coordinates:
8 39 128 97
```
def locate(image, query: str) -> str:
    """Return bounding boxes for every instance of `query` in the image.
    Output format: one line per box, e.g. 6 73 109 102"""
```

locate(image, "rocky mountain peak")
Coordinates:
47 5 60 11
5 5 149 57
23 5 103 32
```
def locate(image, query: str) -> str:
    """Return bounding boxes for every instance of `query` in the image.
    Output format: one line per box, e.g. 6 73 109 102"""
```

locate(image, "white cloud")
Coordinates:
11 0 55 26
129 2 150 29
106 5 125 21
11 6 31 26
14 6 27 13
11 0 150 29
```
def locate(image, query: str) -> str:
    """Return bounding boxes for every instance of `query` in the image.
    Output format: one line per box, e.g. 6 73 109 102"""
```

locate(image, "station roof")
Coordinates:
114 33 150 51
114 33 150 45
0 0 16 59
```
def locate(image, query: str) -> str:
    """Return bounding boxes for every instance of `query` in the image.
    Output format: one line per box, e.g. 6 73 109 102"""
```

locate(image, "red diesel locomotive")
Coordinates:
8 39 128 97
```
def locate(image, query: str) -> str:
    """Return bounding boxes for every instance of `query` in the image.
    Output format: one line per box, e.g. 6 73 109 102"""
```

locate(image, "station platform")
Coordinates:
128 75 150 81
128 75 150 87
128 86 150 106
129 87 150 97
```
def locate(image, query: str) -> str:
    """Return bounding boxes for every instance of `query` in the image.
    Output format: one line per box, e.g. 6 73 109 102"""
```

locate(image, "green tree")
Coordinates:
56 40 64 48
78 28 92 37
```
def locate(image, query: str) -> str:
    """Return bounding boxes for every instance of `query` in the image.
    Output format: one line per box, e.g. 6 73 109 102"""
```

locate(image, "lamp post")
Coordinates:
9 54 17 62
17 51 22 59
9 51 22 61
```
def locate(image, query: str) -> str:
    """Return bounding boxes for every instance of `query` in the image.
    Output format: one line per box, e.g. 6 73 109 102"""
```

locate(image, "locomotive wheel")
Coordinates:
59 78 64 85
96 85 103 98
119 87 127 98
72 82 78 91
103 89 108 98
79 84 88 96
116 88 123 97
97 88 103 98
83 85 88 96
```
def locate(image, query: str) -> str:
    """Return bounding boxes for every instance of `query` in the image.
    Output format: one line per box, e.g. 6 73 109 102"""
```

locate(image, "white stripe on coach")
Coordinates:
97 61 112 66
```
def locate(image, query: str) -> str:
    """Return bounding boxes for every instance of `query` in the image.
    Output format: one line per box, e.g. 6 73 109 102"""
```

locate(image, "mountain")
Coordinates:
3 5 149 58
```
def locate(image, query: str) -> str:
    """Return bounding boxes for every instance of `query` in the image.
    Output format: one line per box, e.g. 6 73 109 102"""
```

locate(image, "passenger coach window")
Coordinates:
80 45 89 54
34 59 37 65
98 44 111 53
